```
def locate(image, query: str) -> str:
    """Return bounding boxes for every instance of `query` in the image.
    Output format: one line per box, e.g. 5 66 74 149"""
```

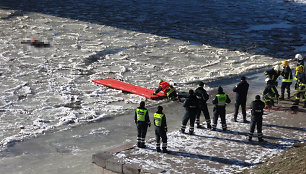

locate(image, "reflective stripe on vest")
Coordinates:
216 94 227 106
282 71 293 82
154 113 164 127
166 87 175 96
136 108 147 121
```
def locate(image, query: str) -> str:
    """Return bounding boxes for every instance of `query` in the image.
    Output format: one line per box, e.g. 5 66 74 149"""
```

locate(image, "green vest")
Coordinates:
216 94 227 106
154 113 164 127
136 108 147 121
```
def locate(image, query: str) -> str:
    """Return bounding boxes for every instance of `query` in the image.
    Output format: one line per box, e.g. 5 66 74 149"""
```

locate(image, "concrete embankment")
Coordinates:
92 70 306 173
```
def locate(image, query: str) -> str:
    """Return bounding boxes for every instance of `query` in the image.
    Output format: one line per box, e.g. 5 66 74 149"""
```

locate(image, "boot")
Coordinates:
279 94 284 100
180 128 185 134
140 142 146 148
196 123 203 128
189 131 194 135
287 93 290 99
162 147 168 153
137 142 141 148
156 147 161 152
258 138 265 142
293 100 299 105
248 136 252 141
207 123 211 129
303 102 306 108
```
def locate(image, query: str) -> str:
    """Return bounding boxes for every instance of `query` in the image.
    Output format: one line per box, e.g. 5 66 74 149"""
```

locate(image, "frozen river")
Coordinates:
0 0 305 173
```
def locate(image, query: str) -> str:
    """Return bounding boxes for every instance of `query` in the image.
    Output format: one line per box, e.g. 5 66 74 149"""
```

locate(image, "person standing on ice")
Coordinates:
180 89 199 135
233 76 249 123
153 106 168 153
279 60 293 100
195 81 211 129
212 86 231 131
248 95 265 142
135 101 151 148
153 80 178 100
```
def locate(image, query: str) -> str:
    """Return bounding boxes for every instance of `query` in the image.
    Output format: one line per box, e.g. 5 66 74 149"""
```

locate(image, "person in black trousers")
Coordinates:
154 106 168 153
212 86 231 131
233 76 249 123
248 95 265 142
135 101 151 148
195 81 211 129
180 89 199 135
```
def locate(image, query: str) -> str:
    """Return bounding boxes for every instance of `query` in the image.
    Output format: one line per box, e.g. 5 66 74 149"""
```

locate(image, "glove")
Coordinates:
152 92 157 95
135 121 137 125
165 128 168 132
148 122 151 127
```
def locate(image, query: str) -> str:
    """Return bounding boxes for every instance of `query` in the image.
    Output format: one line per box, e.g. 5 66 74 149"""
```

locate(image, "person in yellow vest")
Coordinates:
211 86 231 131
135 101 151 148
293 66 306 108
279 60 293 100
154 106 168 153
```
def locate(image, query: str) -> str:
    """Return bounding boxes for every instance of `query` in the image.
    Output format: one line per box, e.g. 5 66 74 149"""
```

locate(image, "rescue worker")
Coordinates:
135 101 151 148
153 80 178 100
293 66 306 108
263 78 279 108
295 54 305 72
195 81 211 129
264 65 281 87
279 60 293 100
248 95 265 142
180 89 199 135
233 76 249 123
154 106 168 153
212 86 231 131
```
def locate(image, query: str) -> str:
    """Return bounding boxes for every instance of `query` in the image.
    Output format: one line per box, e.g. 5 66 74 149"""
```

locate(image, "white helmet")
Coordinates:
295 54 303 60
274 65 281 72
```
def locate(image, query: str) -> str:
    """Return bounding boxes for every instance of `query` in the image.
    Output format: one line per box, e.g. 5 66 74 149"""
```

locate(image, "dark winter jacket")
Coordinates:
183 94 199 111
250 99 265 117
195 87 209 106
281 66 293 82
233 80 249 102
265 68 280 82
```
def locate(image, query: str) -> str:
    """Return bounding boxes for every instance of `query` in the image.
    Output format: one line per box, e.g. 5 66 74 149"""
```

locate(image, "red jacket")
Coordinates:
159 81 170 93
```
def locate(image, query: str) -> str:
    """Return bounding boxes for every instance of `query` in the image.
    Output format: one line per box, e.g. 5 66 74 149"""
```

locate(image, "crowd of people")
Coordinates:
134 54 305 153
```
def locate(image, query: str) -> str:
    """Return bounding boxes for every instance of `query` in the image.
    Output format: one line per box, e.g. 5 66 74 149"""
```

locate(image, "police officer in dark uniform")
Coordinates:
212 86 231 131
180 89 199 135
248 95 265 142
233 76 249 123
154 106 168 153
135 101 151 148
195 81 211 129
280 60 293 100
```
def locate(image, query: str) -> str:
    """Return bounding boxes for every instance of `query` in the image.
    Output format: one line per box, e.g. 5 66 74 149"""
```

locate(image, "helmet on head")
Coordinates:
159 79 164 84
295 54 303 61
274 65 281 72
282 60 288 67
296 66 303 73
